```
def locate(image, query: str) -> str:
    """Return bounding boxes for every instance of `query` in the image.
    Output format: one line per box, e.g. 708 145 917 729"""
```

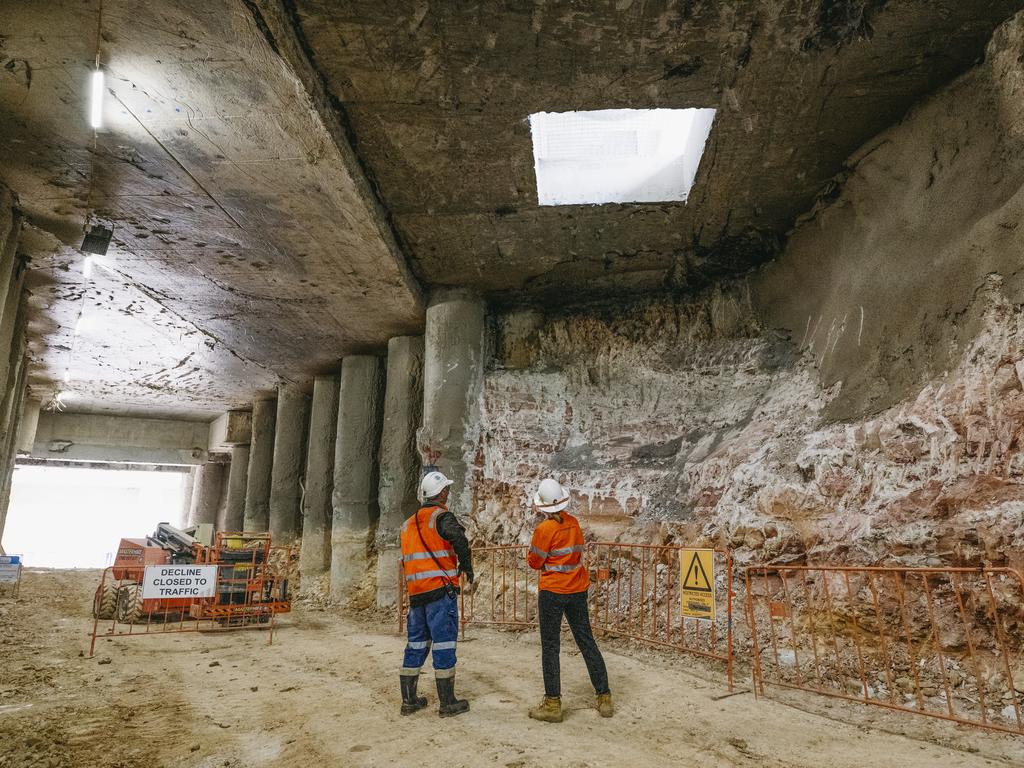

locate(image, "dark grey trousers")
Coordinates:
538 589 610 697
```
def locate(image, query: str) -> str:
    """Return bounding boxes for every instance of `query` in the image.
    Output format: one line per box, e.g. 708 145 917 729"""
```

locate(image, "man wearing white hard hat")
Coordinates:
526 478 612 723
398 470 474 717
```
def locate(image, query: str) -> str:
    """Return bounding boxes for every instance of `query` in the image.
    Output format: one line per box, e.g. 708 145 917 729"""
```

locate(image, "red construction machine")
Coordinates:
92 523 291 624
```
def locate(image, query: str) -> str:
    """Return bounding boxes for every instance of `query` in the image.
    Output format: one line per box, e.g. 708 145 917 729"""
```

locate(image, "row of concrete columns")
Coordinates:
180 291 486 605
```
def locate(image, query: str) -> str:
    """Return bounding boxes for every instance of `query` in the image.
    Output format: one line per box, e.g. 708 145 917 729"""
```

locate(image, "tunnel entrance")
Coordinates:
3 462 188 568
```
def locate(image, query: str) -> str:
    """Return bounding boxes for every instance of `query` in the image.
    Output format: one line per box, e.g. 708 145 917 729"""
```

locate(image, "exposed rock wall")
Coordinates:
469 14 1024 573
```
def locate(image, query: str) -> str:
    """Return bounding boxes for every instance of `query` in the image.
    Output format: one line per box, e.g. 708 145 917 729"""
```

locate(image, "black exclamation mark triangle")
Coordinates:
683 553 713 593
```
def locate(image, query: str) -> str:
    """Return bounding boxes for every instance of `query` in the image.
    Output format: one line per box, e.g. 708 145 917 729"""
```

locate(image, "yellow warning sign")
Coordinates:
680 548 715 621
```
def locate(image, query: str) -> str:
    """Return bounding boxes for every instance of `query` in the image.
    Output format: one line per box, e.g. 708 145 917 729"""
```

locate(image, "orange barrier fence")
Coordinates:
88 542 293 657
463 545 537 630
399 543 734 688
745 564 1024 735
586 543 733 689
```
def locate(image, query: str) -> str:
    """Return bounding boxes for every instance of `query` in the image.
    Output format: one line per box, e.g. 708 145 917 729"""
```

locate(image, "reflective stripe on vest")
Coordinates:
543 563 583 573
402 550 456 563
406 569 459 582
532 544 583 558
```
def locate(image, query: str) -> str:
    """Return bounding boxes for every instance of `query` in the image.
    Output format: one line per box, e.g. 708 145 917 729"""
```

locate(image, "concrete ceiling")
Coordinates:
0 0 422 419
289 0 1024 299
2 0 1023 419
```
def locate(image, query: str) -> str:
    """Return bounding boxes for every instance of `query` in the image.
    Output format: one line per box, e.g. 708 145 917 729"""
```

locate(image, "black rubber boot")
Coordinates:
400 674 428 715
436 675 470 717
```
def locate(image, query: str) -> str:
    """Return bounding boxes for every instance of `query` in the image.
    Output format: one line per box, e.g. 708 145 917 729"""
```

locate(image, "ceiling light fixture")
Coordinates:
90 68 104 129
80 223 112 255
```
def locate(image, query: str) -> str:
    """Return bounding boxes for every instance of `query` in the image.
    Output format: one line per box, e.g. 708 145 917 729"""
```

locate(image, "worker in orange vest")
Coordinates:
399 470 474 717
526 478 612 723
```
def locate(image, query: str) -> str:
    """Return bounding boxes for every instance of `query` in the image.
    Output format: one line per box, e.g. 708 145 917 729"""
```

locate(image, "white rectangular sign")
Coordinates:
0 564 20 584
142 565 218 599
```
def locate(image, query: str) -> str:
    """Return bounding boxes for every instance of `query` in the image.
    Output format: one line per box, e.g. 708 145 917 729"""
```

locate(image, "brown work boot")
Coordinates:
528 696 563 723
596 692 614 718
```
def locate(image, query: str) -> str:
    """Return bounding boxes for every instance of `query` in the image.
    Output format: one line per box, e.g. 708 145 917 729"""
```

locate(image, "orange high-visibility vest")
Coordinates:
400 505 459 596
527 512 589 594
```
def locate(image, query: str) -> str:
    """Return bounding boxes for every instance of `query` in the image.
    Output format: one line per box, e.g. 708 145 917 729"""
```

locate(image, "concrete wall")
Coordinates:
31 412 210 465
0 185 29 551
755 12 1024 424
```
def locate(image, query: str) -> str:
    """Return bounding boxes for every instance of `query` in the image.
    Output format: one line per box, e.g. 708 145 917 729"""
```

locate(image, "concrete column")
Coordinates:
223 445 249 531
179 468 196 528
268 385 310 543
419 290 486 519
330 356 384 597
188 462 227 527
0 349 28 547
375 337 424 607
300 374 339 579
243 399 276 531
16 398 40 454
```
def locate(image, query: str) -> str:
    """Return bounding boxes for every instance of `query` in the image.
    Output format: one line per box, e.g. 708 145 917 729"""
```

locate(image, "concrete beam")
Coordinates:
268 385 310 543
376 336 424 607
419 290 486 518
300 374 339 579
246 1 424 313
330 356 384 597
30 412 210 465
243 399 276 531
208 410 252 451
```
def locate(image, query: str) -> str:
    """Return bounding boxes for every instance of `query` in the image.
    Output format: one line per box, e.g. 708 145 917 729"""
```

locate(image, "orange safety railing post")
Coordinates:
725 550 733 692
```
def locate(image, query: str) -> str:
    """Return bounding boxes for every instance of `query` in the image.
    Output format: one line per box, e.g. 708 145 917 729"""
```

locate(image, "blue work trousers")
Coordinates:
400 593 460 678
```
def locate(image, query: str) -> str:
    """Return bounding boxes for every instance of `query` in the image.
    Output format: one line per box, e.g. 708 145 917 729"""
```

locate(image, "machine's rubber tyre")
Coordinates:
116 585 145 624
92 583 117 620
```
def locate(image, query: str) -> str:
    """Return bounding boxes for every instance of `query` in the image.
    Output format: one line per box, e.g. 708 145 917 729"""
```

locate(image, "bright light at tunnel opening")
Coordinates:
89 69 104 129
529 108 716 206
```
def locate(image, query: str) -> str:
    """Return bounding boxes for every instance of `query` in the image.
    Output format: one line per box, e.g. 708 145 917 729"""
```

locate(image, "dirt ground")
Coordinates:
1 571 1023 768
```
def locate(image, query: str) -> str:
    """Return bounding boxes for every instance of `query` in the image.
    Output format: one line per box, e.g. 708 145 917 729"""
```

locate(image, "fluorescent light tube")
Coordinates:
90 69 104 129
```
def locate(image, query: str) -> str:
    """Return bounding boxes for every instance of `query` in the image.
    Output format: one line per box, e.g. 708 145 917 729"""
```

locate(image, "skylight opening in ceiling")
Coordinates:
529 108 716 206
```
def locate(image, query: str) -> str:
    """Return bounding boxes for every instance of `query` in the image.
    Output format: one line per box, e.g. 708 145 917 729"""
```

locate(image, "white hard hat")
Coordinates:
532 478 570 514
419 470 454 502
